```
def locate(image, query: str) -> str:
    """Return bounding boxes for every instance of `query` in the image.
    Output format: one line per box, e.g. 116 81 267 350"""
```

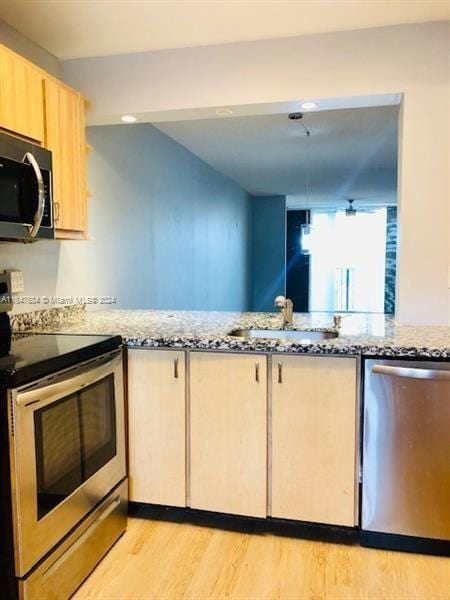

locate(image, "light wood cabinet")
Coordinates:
0 46 45 142
126 349 359 526
44 77 87 237
128 349 186 507
189 352 267 518
0 43 88 239
271 355 358 526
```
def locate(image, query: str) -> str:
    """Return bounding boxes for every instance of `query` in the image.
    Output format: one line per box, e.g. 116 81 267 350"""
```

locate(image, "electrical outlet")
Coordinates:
0 269 24 295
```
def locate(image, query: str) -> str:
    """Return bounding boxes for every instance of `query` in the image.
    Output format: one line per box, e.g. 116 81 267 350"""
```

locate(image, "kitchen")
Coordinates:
0 2 449 599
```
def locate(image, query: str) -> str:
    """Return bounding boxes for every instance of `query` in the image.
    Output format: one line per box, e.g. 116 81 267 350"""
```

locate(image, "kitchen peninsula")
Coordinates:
12 305 450 358
11 304 450 556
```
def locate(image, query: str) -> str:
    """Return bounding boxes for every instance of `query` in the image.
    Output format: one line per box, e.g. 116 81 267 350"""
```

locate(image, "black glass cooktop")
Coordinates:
0 333 122 387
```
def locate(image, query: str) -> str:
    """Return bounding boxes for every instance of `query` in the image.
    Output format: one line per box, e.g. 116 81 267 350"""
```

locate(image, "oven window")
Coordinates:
34 375 117 519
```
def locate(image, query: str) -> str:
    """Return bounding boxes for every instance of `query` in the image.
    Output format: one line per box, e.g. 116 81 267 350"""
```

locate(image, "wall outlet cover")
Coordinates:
0 269 24 295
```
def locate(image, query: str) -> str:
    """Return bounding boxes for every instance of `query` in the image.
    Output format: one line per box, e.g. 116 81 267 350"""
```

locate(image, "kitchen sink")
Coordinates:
227 328 338 342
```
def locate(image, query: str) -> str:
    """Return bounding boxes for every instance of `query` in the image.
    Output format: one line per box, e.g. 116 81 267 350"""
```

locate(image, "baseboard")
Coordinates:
128 502 359 545
360 530 450 557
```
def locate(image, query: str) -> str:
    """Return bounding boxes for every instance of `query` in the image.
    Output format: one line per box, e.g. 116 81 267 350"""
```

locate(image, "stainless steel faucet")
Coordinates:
275 296 294 328
333 314 342 330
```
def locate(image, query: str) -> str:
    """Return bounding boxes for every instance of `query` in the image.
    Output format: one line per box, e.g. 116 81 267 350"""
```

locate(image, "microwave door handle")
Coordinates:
23 152 45 237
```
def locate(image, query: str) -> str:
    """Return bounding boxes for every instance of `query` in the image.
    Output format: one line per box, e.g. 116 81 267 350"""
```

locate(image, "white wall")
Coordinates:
0 122 252 314
63 21 450 325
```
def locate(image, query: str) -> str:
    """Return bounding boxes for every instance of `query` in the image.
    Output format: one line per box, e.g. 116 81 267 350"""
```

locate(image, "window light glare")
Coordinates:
121 115 137 123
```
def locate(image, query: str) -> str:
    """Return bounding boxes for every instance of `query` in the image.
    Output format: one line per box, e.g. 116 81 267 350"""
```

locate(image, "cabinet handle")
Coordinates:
278 362 283 384
54 201 60 224
255 362 260 383
173 358 179 379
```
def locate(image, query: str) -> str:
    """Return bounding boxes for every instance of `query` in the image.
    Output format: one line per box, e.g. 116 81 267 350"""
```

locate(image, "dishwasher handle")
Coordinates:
372 364 450 381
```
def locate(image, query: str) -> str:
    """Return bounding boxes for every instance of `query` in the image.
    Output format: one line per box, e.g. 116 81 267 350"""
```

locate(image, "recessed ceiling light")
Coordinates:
300 101 318 110
215 107 233 117
121 115 137 123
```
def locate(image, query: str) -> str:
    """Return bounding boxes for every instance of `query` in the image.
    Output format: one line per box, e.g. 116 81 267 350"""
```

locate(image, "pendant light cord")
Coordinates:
305 127 311 225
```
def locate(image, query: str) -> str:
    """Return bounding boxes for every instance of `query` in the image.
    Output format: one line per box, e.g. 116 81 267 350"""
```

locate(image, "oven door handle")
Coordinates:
23 152 45 237
16 350 122 408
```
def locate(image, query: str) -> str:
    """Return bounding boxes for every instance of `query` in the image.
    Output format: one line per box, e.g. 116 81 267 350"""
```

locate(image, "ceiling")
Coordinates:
0 1 448 60
154 105 399 204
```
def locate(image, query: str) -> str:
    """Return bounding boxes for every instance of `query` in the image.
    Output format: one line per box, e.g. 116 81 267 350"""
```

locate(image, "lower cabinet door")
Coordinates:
190 352 267 518
271 355 357 526
128 349 186 506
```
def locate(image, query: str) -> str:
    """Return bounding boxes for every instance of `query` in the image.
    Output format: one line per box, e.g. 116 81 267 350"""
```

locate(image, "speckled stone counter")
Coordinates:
13 306 450 359
11 304 85 332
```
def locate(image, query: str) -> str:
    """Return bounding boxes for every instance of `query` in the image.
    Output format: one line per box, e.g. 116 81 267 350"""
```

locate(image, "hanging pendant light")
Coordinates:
301 209 313 254
301 225 312 254
301 127 312 255
288 112 313 255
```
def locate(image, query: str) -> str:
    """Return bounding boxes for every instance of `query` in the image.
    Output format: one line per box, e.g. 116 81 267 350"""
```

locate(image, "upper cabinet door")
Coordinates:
44 77 87 235
271 355 358 526
190 352 267 518
0 47 44 142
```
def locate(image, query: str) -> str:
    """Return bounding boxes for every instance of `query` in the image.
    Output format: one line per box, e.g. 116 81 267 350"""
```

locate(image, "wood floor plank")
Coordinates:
73 517 450 600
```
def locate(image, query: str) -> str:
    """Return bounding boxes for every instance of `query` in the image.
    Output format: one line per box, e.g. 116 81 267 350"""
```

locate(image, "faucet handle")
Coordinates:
333 314 342 329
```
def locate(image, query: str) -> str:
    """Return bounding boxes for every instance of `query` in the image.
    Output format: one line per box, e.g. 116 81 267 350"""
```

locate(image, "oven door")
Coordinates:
8 350 126 576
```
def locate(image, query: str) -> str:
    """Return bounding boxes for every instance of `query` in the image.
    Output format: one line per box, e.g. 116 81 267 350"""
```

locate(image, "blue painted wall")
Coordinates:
251 196 286 311
85 124 252 311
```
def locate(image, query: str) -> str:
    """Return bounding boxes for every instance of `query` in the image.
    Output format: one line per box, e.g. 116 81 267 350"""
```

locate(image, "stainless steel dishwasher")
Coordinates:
361 359 450 555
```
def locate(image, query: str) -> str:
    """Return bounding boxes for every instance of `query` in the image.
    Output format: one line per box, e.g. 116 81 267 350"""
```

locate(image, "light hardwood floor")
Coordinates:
74 517 450 600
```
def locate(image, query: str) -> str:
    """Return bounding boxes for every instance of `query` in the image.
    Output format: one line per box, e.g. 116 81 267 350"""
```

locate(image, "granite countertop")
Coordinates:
13 306 450 359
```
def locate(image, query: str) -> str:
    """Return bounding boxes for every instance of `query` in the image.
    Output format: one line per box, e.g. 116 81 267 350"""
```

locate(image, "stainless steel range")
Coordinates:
0 333 127 599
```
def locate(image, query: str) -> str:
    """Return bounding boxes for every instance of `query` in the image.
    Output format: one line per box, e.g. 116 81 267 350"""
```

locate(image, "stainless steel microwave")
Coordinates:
0 131 54 241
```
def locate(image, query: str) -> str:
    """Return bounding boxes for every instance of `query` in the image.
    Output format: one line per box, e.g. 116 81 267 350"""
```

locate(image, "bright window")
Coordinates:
309 208 387 313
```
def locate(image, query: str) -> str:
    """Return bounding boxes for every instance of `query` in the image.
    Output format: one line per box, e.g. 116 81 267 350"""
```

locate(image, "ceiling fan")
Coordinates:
290 195 396 215
345 198 357 216
336 196 396 216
